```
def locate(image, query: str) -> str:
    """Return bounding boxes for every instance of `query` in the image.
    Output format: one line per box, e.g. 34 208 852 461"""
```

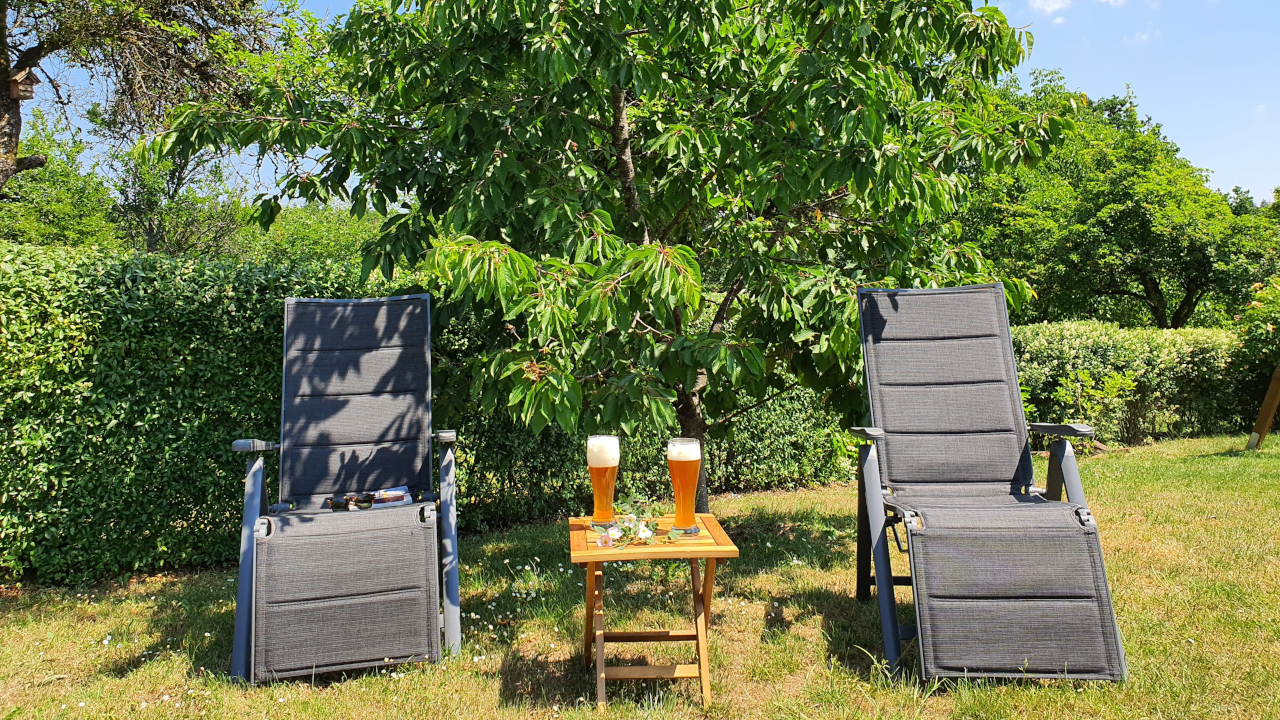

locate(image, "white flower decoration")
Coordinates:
607 526 623 539
637 525 654 540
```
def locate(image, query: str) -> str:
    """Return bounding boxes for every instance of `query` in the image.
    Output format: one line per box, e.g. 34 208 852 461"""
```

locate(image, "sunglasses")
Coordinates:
326 493 375 511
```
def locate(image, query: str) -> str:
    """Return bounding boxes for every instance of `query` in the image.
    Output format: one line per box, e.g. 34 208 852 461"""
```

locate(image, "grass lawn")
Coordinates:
2 435 1279 719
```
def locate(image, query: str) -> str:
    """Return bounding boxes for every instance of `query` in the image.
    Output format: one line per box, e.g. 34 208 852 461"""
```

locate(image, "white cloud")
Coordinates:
1053 16 1066 23
1029 0 1071 12
1095 0 1127 5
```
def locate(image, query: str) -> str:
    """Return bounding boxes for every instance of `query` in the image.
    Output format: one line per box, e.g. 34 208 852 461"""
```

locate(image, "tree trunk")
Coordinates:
1137 274 1171 329
675 387 711 514
0 93 48 196
1169 284 1206 329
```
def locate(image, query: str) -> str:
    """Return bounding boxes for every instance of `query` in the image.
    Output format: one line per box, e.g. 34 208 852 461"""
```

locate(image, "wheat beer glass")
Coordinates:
667 438 701 534
587 435 620 529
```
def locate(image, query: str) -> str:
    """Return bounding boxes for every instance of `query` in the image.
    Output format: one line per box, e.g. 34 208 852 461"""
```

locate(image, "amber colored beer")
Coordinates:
589 465 618 525
667 438 701 533
587 435 620 528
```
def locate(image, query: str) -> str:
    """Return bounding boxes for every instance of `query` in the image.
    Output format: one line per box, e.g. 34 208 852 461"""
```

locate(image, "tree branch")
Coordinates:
15 155 46 172
610 85 648 240
710 277 745 334
715 382 800 425
12 41 55 72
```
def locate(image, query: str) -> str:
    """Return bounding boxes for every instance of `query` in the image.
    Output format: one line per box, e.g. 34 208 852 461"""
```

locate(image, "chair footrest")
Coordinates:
604 664 700 680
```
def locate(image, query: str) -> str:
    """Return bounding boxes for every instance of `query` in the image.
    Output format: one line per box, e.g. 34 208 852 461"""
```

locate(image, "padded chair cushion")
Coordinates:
252 504 440 681
907 502 1124 680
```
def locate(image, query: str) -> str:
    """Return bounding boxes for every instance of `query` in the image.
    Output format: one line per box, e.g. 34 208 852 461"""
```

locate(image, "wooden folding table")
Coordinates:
568 513 739 709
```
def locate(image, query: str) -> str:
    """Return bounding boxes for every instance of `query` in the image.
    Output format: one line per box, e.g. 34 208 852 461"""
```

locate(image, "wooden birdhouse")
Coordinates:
9 69 38 101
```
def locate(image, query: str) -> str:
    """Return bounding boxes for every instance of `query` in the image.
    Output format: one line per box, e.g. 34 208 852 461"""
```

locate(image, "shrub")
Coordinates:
1012 321 1242 445
0 244 850 583
1233 278 1280 419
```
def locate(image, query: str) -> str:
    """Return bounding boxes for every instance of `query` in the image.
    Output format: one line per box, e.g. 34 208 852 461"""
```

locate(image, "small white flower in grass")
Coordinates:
79 702 86 707
162 695 169 701
503 559 510 564
140 702 147 709
204 632 211 637
278 698 285 703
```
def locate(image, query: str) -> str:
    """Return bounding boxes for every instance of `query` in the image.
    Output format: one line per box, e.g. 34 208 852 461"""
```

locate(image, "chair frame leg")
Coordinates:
438 439 462 657
856 461 873 602
231 455 265 683
859 443 903 673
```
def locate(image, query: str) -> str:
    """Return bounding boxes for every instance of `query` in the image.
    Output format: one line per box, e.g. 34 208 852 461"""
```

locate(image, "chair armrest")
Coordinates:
1029 423 1095 438
233 439 280 452
850 427 885 441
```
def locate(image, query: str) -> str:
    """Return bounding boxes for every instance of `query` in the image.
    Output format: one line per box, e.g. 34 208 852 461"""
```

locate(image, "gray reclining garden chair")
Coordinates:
228 294 462 683
852 284 1126 681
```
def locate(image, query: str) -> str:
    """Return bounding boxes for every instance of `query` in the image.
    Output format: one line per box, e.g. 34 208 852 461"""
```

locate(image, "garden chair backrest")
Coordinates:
279 295 433 509
857 283 1032 494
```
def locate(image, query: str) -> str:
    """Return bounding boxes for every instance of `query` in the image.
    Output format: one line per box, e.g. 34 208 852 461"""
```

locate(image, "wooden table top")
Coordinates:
569 513 740 564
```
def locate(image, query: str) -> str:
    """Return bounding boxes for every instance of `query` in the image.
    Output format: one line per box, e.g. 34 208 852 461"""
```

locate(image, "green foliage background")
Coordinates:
0 244 853 583
1012 322 1243 445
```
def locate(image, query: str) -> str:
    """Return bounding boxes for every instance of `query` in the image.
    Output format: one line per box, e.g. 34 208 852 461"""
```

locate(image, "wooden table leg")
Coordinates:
582 562 596 667
703 558 717 629
690 560 711 706
593 564 606 711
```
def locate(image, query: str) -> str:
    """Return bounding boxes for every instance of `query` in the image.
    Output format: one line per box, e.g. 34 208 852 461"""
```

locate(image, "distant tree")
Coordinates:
0 109 116 246
87 106 247 256
0 0 274 195
1264 188 1280 223
963 71 1280 328
231 202 382 262
1227 186 1258 216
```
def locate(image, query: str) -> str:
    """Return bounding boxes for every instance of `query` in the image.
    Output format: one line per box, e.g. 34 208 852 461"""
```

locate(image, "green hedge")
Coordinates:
0 245 852 583
6 241 1267 584
1012 321 1243 445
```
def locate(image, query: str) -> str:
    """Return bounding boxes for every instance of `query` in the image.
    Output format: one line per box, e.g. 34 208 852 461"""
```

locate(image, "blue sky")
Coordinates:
991 0 1280 200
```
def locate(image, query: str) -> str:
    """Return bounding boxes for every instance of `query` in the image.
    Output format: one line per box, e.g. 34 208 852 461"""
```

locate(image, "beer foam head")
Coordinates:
667 438 701 461
586 435 620 467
